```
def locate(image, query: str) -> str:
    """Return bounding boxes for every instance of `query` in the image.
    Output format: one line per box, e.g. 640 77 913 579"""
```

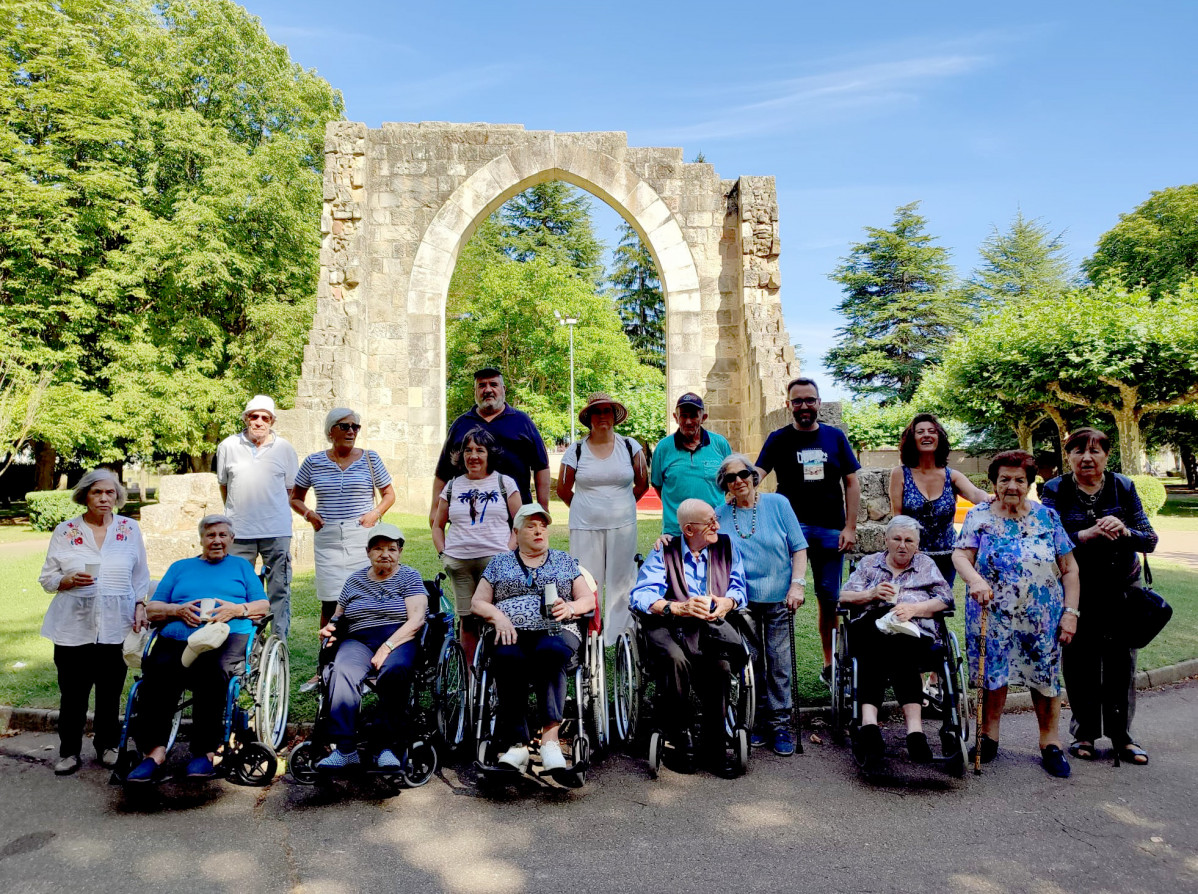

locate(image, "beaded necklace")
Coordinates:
730 495 758 539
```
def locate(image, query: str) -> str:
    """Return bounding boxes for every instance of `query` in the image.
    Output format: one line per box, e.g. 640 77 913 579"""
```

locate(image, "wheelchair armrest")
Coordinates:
252 612 274 629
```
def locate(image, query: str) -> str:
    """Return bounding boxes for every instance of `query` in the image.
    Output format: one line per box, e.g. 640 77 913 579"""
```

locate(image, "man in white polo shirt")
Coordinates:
216 395 299 640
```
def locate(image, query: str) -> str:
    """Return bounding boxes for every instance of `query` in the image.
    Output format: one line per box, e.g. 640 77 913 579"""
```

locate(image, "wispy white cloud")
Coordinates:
644 51 990 143
385 64 515 110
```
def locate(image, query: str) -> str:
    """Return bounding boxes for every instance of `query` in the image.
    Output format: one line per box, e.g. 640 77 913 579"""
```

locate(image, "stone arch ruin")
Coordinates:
277 122 796 512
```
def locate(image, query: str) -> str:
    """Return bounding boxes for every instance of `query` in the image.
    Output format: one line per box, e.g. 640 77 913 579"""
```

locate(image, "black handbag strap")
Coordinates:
1142 553 1153 587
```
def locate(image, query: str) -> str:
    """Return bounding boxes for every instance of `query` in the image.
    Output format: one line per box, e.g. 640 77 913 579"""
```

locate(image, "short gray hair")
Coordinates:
72 468 127 508
324 407 361 440
886 515 923 539
716 453 763 491
198 514 235 539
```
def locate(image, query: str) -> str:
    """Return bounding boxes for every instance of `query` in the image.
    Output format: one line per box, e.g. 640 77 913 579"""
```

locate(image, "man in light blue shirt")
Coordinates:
629 499 748 775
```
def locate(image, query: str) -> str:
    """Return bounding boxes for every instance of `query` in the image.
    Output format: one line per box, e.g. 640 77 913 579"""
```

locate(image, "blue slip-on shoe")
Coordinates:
750 730 767 748
317 748 361 771
126 757 162 784
376 749 402 770
186 756 217 779
1041 745 1071 779
773 728 796 757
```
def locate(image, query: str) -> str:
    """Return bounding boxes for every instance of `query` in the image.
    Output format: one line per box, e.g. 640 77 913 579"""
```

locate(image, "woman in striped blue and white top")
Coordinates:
292 407 397 631
315 523 427 770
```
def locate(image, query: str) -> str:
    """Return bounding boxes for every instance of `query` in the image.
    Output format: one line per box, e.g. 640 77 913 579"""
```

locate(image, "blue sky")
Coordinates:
243 0 1198 399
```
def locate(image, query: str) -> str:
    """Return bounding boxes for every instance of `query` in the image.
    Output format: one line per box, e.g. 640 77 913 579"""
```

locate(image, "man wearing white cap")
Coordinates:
216 395 299 640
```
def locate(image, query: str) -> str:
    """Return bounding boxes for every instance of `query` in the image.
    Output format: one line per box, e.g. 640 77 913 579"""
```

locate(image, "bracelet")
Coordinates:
383 641 394 651
1063 606 1080 618
791 579 806 586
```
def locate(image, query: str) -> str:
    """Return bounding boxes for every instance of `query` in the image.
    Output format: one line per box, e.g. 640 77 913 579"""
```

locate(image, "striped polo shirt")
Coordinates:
337 565 425 640
295 450 392 522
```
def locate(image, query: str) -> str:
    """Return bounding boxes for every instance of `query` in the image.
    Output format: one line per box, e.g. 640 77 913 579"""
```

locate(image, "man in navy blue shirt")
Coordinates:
432 368 550 519
756 377 860 685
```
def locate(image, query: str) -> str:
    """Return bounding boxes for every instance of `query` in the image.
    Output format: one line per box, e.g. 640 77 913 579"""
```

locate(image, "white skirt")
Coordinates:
313 521 372 603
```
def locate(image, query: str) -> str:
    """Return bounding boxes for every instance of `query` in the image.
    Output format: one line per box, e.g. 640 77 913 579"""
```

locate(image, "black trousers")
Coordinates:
850 620 933 709
136 634 249 756
54 643 127 758
1063 630 1137 747
491 629 579 746
642 617 746 753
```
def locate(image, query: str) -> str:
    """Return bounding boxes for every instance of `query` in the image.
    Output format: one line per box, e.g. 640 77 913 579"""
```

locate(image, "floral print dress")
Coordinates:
955 501 1074 697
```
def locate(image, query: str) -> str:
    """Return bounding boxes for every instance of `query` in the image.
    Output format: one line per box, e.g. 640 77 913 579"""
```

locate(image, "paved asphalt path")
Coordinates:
1 680 1195 894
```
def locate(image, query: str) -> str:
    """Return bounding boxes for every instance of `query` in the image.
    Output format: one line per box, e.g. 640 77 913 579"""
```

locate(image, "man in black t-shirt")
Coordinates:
431 368 550 519
756 377 860 683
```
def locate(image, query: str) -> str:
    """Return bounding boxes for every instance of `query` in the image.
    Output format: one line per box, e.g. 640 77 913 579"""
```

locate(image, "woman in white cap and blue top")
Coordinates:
291 407 396 633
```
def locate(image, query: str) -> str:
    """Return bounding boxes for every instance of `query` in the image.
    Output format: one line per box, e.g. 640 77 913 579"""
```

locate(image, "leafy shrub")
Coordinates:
967 472 992 492
1129 475 1167 517
26 490 77 532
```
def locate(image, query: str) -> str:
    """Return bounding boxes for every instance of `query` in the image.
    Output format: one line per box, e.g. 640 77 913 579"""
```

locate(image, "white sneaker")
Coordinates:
99 748 119 768
539 741 567 772
54 754 81 775
497 745 529 772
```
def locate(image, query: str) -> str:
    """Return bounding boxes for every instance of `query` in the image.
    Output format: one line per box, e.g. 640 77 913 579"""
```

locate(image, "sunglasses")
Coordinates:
246 413 273 422
335 422 362 432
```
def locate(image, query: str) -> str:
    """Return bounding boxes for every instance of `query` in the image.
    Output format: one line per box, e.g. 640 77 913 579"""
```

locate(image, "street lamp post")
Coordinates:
554 311 579 444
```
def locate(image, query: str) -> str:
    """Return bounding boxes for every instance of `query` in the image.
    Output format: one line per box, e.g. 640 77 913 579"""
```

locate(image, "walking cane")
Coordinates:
974 605 988 776
789 609 803 754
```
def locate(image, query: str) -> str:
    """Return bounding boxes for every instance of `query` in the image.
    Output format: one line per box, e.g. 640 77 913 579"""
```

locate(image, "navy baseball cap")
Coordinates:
676 392 705 411
474 367 502 380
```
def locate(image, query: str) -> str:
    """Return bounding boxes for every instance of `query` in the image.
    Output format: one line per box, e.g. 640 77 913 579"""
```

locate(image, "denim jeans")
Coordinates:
801 524 844 607
230 537 292 641
744 602 793 731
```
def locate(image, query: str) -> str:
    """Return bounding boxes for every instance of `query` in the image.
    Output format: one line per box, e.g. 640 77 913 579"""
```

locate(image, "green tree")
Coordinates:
1083 184 1198 298
608 222 664 370
446 258 665 445
499 182 605 284
0 0 343 471
968 211 1072 308
824 202 961 402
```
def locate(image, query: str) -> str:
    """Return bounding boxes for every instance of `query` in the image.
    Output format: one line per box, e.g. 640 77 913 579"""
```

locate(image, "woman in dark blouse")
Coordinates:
1041 428 1158 765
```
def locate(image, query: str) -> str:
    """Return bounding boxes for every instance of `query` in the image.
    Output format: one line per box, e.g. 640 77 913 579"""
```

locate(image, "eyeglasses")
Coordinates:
335 422 362 432
728 469 755 481
789 398 819 407
246 413 273 422
687 518 719 533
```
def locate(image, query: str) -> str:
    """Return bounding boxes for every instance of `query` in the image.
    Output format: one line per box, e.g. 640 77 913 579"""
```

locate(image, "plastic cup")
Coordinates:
199 598 217 622
84 563 101 579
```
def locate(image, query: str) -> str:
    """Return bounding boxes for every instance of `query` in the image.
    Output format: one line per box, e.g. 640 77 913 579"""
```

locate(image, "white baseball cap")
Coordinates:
513 503 553 529
182 622 231 667
244 395 276 416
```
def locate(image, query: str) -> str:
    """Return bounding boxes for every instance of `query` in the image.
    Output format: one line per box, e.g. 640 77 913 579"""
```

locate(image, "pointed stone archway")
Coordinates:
279 123 796 512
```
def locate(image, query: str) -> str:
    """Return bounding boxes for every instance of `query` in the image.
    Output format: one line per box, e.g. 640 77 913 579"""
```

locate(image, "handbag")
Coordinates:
1118 555 1172 650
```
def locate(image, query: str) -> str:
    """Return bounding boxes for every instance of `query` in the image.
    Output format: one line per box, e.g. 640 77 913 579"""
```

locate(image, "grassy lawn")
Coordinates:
4 513 1197 717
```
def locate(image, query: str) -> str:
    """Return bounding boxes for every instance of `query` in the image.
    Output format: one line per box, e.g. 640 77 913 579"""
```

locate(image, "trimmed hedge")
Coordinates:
26 490 77 532
1130 475 1167 517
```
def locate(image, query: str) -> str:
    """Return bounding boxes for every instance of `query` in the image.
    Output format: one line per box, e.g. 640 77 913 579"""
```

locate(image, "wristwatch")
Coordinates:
1063 607 1081 618
662 602 673 617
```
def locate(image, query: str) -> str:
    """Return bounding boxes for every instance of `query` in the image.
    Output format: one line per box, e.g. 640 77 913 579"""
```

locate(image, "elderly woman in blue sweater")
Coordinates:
713 453 807 756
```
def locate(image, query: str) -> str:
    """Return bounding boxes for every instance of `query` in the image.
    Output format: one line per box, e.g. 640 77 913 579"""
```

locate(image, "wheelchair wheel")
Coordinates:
726 659 756 740
733 727 750 776
253 635 291 751
572 732 590 786
288 740 319 785
434 639 468 750
403 740 438 787
473 667 498 767
647 731 662 779
230 741 278 787
612 631 639 744
588 634 609 752
830 626 848 741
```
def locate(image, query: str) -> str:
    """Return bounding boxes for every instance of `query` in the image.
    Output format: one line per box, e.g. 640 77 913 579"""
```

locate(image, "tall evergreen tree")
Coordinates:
968 211 1072 308
608 222 664 370
824 202 960 403
499 182 605 283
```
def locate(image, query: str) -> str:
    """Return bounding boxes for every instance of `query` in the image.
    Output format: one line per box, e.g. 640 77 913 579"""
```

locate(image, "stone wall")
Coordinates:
275 122 796 513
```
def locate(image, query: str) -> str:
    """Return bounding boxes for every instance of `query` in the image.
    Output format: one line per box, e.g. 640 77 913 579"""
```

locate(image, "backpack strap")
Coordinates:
497 475 513 526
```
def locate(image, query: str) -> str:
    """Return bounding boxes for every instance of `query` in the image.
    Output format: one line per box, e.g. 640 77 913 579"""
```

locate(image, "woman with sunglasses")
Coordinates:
292 408 397 638
713 453 807 756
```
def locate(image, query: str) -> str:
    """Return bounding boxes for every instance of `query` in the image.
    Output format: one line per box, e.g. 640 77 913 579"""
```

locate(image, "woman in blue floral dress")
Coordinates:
953 451 1081 778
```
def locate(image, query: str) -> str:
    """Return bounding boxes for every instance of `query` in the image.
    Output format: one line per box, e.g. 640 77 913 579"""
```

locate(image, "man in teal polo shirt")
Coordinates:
650 393 732 535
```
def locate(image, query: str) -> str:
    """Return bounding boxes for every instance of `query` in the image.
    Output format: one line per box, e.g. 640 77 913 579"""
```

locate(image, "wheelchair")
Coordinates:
471 571 608 788
111 614 289 787
612 608 756 779
288 575 468 788
829 603 971 777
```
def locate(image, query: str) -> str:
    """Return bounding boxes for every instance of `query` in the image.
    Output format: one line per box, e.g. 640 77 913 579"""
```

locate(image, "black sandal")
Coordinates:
1119 744 1149 766
1068 741 1097 761
968 735 999 764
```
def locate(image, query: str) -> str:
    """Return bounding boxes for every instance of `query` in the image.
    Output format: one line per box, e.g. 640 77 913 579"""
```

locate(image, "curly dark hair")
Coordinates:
987 450 1037 486
899 413 951 468
449 426 501 475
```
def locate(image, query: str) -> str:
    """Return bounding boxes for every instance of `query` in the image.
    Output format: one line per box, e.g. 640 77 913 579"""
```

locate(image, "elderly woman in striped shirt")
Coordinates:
315 524 428 770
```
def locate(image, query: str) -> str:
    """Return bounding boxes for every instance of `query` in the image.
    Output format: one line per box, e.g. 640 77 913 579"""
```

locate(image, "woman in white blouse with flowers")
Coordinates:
38 469 149 775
